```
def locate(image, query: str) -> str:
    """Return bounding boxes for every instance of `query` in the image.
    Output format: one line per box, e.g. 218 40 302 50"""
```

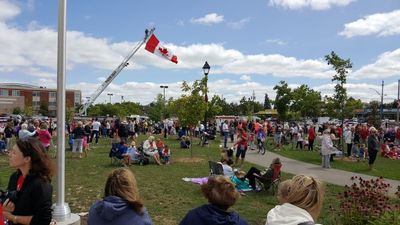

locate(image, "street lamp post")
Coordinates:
369 81 385 120
121 95 124 103
160 85 168 120
202 61 210 130
107 93 113 104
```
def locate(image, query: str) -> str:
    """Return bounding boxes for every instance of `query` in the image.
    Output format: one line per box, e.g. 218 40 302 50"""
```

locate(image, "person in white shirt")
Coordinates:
345 126 354 157
90 118 101 144
18 123 36 141
222 120 229 148
266 175 324 225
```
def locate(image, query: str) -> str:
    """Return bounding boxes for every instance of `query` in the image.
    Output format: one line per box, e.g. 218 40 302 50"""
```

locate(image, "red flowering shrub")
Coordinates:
335 176 400 225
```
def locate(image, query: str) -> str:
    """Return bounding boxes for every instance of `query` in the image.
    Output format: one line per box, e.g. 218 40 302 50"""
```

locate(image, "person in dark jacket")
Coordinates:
367 127 379 170
72 121 88 158
179 175 249 225
88 168 152 225
2 137 53 225
118 121 129 144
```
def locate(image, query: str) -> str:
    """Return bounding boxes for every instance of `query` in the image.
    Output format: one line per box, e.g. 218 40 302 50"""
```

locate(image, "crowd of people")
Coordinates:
1 114 399 225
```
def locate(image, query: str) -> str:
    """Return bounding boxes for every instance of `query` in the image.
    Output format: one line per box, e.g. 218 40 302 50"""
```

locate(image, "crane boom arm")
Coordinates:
79 28 155 115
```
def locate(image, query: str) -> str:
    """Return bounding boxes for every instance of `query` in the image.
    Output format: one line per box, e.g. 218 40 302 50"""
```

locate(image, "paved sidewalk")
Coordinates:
243 149 400 195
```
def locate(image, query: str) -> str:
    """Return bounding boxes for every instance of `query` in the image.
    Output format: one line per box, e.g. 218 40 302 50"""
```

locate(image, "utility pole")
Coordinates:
160 85 168 120
107 93 113 104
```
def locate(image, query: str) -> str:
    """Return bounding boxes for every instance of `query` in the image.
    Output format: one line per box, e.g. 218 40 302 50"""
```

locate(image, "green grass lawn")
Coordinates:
0 136 343 225
266 139 400 180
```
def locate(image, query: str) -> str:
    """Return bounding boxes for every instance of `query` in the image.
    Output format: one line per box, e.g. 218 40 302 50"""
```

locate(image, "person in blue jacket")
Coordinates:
179 175 249 225
88 168 152 225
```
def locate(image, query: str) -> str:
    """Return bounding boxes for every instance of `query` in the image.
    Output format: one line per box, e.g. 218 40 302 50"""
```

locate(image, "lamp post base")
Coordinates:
52 203 80 225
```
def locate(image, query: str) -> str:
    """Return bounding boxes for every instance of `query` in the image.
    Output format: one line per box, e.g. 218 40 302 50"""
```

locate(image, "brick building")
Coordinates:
0 83 81 116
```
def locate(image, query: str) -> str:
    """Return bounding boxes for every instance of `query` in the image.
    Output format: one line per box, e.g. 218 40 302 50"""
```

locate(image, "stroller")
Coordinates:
255 163 282 193
130 146 150 166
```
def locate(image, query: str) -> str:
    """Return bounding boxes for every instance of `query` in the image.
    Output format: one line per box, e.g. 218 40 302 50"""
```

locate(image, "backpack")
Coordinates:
139 157 149 166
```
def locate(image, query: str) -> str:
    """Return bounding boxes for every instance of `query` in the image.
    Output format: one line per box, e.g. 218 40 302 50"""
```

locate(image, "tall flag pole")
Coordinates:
52 0 77 223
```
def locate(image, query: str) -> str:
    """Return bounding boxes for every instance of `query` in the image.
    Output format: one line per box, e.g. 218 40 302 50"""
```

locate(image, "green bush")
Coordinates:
368 210 400 225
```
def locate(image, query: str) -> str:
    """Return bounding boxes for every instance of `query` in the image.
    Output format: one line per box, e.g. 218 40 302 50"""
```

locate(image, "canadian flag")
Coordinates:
145 34 178 64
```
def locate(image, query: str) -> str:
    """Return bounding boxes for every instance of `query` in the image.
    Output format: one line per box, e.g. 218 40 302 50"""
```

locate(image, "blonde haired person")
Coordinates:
266 175 324 225
179 175 249 225
88 168 152 225
276 179 291 204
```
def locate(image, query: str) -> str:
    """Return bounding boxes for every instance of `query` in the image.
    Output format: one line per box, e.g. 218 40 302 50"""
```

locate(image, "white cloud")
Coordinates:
190 13 224 25
339 10 400 38
265 39 287 46
0 0 20 21
269 0 355 10
240 75 252 81
314 82 399 103
68 78 400 106
351 48 400 79
215 54 334 79
227 17 251 30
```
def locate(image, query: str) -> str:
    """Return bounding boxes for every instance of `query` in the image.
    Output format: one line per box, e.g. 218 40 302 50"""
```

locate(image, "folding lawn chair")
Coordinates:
256 163 282 193
109 142 128 166
208 161 224 176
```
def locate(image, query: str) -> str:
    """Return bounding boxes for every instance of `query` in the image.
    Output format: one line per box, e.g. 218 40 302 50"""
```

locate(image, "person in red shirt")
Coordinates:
396 127 400 145
360 125 369 145
234 127 248 168
37 123 52 151
308 125 316 151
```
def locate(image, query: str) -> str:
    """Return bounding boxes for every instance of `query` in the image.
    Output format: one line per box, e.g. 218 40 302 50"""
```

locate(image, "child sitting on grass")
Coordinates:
162 145 171 164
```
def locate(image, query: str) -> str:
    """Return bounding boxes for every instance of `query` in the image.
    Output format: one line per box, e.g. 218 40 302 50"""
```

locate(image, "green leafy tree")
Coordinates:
39 101 49 116
368 101 380 128
273 81 292 121
263 93 272 109
23 106 34 117
147 94 164 121
66 107 75 122
325 51 352 120
207 95 222 120
12 107 22 115
290 85 322 118
344 97 364 119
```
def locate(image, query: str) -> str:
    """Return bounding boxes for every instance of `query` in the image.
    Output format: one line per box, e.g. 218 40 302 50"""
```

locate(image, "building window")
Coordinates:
49 92 56 98
0 89 9 96
12 90 20 96
32 91 40 97
49 102 57 107
74 93 81 103
32 101 40 109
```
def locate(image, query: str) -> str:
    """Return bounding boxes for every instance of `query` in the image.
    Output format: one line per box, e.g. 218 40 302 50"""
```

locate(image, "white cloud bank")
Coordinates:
351 48 400 79
190 13 224 25
339 9 400 38
269 0 355 10
0 0 399 105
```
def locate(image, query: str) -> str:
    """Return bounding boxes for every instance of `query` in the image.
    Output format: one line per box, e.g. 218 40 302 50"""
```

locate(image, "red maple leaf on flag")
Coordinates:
158 47 169 56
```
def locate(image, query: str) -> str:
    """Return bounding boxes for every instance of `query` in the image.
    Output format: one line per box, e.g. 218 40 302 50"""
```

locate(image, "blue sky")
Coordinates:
0 0 399 105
